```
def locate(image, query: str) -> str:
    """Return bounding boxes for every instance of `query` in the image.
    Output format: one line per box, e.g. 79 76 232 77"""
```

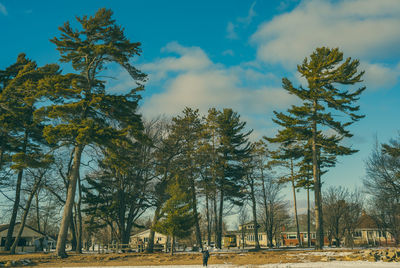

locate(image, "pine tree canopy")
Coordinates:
37 8 146 148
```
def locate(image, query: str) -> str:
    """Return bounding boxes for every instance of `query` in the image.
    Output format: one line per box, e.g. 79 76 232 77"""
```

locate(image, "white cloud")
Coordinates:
141 42 212 82
237 1 257 25
139 43 297 137
0 3 7 15
361 62 400 91
226 1 257 39
226 22 238 39
251 0 400 67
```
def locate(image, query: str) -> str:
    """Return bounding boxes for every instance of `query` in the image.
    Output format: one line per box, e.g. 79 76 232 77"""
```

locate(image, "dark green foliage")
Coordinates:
153 177 195 253
216 108 252 205
39 8 146 257
275 47 365 249
83 138 151 244
0 54 57 250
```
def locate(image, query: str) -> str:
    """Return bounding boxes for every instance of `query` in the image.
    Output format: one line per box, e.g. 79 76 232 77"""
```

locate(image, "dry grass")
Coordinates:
0 248 397 267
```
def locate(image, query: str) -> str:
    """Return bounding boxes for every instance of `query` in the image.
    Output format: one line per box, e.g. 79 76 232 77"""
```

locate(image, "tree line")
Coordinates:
1 8 397 257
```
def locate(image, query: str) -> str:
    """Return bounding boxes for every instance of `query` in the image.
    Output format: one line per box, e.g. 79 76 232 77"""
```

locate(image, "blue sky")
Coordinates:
1 0 400 199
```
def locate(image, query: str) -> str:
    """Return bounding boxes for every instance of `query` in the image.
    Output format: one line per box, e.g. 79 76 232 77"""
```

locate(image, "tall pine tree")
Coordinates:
0 56 56 251
37 8 146 257
279 47 365 249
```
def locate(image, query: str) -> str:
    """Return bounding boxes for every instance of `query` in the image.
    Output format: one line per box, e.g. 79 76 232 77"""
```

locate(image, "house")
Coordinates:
130 229 167 251
237 222 281 247
0 223 55 252
281 227 330 246
350 213 396 246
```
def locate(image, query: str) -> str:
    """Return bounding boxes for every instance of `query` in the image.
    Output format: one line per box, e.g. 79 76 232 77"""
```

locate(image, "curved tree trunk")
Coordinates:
5 169 24 251
10 179 41 254
56 145 83 258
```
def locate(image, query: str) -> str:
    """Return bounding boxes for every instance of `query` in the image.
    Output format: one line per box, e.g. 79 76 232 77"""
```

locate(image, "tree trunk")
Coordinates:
205 192 211 246
216 189 224 249
312 100 323 249
291 159 302 247
70 214 77 251
147 206 161 253
10 179 41 254
250 179 260 250
4 168 24 251
261 172 273 247
170 235 175 256
241 229 245 249
56 144 83 258
35 190 41 232
190 176 202 249
213 190 218 246
75 175 83 253
5 131 28 251
307 185 311 247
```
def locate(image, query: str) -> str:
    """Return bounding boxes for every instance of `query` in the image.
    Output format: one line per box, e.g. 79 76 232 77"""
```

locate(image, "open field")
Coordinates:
1 248 400 267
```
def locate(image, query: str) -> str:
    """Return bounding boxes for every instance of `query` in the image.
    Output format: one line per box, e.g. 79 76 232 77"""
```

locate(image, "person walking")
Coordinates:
202 247 210 267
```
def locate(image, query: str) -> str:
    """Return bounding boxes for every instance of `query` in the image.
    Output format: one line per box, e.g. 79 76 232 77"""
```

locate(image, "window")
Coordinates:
259 234 263 241
311 233 316 239
144 237 149 242
353 231 362 237
288 234 297 239
303 233 307 239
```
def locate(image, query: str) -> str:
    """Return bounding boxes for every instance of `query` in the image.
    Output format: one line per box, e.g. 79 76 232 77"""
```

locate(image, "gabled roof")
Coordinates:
0 224 8 232
0 223 55 240
131 229 167 238
357 213 378 229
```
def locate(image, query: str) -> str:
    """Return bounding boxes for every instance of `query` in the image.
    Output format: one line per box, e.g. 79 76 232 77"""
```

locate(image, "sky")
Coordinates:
1 0 400 211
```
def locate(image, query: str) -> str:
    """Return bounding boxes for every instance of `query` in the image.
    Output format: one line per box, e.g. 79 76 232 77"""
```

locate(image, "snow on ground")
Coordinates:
64 262 400 268
295 251 353 256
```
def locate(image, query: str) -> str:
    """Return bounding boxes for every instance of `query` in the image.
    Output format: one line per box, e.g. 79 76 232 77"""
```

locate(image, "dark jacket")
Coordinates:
202 250 210 260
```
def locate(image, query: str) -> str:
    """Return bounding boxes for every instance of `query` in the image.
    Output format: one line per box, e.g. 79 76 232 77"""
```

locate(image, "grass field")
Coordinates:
1 247 400 267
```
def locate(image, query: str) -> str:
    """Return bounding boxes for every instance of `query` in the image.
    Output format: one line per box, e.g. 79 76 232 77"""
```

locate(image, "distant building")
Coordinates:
0 223 55 252
130 229 167 251
237 222 281 247
281 227 326 246
350 213 396 246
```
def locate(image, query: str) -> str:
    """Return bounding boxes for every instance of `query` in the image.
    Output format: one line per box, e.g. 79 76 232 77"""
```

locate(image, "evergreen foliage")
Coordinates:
153 176 195 255
36 8 146 257
276 47 365 249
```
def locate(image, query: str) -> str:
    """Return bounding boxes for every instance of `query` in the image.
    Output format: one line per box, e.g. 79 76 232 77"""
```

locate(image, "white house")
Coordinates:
0 223 55 252
130 229 167 251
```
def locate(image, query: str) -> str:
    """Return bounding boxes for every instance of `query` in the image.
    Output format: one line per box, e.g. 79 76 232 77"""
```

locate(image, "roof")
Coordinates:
282 227 316 233
0 224 8 232
131 229 167 238
0 223 55 240
357 213 378 229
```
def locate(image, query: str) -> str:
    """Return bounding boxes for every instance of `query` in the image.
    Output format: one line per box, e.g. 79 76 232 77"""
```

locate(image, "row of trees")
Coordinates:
4 6 397 258
0 8 146 257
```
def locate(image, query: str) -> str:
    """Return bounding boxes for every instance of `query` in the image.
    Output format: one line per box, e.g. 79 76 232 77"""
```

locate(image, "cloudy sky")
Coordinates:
1 0 400 198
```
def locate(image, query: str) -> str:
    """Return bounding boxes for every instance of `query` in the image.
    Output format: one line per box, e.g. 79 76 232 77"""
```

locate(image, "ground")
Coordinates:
0 248 399 267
